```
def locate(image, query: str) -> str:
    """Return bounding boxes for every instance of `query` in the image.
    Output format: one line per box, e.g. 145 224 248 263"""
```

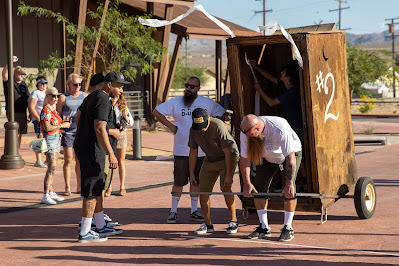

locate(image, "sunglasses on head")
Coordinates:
49 94 59 99
73 83 82 87
185 83 198 90
239 123 257 134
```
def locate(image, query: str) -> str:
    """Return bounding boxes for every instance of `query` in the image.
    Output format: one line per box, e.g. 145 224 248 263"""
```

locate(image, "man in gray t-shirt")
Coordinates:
188 108 239 235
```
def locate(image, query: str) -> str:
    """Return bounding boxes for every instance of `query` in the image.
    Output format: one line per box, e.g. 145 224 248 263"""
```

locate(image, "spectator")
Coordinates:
57 73 87 196
28 76 48 168
40 87 70 204
2 56 29 150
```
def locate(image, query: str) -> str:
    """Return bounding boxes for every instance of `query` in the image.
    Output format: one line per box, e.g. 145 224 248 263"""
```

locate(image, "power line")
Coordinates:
254 0 272 30
329 0 351 30
385 17 399 98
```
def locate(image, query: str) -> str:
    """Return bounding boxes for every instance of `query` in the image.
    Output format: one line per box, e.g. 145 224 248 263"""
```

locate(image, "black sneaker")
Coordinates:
226 221 239 234
189 210 205 222
248 224 272 239
167 212 177 224
194 223 214 234
279 225 294 242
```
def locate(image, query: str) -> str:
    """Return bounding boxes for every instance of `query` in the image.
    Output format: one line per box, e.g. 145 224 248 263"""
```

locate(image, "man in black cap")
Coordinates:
88 72 105 93
74 71 129 243
188 108 240 235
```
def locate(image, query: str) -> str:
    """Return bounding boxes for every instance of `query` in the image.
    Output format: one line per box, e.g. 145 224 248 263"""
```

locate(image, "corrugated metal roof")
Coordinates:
121 0 260 38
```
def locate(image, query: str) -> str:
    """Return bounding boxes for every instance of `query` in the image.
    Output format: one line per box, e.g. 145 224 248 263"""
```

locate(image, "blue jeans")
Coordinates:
45 132 61 154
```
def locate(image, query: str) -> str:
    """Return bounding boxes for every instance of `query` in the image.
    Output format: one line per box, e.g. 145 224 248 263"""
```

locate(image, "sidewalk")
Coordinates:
0 122 398 265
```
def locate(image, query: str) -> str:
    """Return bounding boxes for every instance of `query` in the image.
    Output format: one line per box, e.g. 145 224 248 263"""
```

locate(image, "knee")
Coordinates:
220 186 231 193
118 159 125 167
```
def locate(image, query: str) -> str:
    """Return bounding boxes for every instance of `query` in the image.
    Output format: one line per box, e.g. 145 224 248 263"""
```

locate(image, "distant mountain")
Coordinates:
346 30 389 44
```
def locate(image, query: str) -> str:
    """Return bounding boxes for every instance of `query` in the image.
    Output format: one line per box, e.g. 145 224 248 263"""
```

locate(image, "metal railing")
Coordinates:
168 88 216 100
124 91 147 119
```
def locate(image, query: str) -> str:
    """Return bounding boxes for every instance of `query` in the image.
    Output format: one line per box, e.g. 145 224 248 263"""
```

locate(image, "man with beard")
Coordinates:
153 77 226 224
239 114 302 242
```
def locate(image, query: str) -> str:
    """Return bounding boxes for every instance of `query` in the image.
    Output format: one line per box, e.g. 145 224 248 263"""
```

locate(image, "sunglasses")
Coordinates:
73 83 82 87
239 123 256 134
49 94 59 99
185 83 198 90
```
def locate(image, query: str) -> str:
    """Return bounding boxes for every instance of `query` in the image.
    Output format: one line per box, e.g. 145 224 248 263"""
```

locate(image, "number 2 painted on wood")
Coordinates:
315 71 339 123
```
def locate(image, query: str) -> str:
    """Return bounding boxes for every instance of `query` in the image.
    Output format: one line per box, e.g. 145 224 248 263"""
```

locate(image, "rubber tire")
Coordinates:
354 176 376 219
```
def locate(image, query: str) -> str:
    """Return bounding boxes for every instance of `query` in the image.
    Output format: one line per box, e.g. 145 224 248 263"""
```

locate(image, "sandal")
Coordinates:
119 188 126 196
105 188 112 197
64 190 71 196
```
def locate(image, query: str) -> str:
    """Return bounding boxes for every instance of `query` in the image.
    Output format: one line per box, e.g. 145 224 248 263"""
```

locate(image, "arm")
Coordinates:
75 110 81 127
254 83 280 107
250 60 278 85
189 148 199 186
108 128 121 139
28 98 40 121
239 156 258 197
2 56 18 82
56 94 66 115
152 109 177 134
42 121 70 133
223 146 234 186
94 119 118 169
281 152 296 199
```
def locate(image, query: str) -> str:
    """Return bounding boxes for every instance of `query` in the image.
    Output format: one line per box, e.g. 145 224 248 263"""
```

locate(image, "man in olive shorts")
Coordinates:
239 114 302 242
188 108 239 235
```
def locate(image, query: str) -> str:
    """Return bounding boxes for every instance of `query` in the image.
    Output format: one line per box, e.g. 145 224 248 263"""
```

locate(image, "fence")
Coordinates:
124 91 147 119
168 88 216 100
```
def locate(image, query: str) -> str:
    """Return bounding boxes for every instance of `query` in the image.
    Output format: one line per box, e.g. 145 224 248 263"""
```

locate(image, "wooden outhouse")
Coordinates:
226 26 376 219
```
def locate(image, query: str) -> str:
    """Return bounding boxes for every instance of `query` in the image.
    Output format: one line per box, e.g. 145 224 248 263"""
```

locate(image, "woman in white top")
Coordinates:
106 93 133 196
28 76 47 168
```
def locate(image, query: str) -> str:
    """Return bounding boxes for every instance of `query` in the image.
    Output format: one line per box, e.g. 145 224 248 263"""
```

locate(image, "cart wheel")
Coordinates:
354 176 376 219
242 208 249 220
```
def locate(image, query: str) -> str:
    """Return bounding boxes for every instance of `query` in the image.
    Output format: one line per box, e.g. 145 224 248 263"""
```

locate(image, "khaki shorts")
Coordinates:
199 157 239 192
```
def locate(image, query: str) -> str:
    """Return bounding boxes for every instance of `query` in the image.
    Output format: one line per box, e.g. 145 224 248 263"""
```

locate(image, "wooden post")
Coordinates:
163 35 183 102
74 0 88 76
153 4 174 109
84 0 109 93
216 40 222 102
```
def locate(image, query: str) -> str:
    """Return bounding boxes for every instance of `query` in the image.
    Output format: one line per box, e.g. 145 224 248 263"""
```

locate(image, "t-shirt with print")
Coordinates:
240 116 301 164
40 104 62 135
28 89 46 122
189 118 239 162
155 95 225 157
74 89 112 156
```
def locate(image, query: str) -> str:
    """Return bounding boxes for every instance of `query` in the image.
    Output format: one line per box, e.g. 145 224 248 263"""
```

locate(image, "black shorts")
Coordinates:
75 150 106 197
254 151 302 199
174 156 204 186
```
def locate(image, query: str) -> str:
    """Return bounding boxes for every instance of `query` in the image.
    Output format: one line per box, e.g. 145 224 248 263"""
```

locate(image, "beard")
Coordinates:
183 90 198 107
247 134 265 165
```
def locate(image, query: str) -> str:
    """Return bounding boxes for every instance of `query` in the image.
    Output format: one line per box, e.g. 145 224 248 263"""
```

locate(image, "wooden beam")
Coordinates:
133 0 194 6
146 2 154 14
163 35 183 102
74 0 88 76
154 4 174 109
215 40 222 102
84 0 109 93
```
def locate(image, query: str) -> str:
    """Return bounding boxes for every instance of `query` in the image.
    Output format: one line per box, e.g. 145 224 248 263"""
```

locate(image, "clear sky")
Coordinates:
195 0 399 34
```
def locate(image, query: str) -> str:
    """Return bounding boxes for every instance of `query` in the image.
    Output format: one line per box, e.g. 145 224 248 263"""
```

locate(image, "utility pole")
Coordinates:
329 0 351 30
254 0 272 34
385 17 399 98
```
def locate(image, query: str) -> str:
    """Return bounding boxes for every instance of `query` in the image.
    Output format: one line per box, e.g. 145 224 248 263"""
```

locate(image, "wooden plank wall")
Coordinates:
0 0 64 92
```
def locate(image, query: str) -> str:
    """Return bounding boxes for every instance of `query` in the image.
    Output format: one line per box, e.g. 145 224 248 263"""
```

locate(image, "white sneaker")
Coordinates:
41 194 56 205
50 192 65 202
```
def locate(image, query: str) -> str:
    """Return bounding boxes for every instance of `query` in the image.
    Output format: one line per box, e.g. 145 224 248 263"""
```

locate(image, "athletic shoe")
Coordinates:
104 213 119 226
50 192 65 202
34 162 47 168
78 230 108 243
94 226 123 238
41 194 56 205
194 223 214 235
78 220 117 230
167 212 177 224
189 210 204 222
226 221 239 234
248 224 272 239
279 225 294 242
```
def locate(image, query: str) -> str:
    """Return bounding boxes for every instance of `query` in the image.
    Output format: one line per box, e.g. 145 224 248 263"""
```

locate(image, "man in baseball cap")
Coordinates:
188 108 240 235
104 71 130 85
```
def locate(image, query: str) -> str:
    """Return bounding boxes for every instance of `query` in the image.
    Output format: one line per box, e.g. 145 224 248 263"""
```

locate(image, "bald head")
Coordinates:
240 114 264 137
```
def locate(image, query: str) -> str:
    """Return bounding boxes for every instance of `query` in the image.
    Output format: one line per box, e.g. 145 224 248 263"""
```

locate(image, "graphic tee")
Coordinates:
28 89 46 122
155 95 225 157
240 116 302 164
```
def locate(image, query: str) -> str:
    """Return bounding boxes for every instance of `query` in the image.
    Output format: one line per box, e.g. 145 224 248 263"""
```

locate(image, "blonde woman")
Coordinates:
105 93 133 196
40 87 71 204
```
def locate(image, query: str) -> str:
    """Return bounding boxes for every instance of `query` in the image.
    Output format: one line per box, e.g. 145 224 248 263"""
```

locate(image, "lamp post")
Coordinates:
0 0 24 169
